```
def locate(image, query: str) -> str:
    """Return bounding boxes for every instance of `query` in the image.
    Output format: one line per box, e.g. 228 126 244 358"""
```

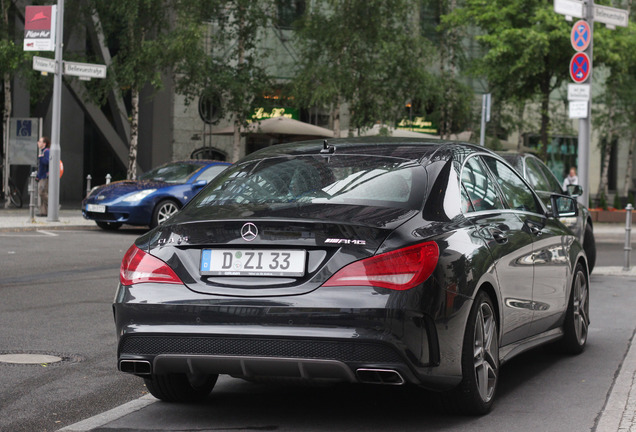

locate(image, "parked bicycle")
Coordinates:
0 173 23 208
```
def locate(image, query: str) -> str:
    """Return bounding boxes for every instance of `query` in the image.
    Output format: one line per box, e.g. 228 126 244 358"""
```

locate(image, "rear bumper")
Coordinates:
113 282 471 391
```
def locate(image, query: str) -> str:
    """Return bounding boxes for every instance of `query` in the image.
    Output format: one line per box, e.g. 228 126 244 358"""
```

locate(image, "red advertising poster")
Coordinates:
24 5 56 51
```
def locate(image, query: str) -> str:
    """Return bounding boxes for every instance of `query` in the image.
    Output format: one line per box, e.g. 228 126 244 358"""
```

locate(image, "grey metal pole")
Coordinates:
479 94 487 146
85 174 92 197
47 0 64 222
577 0 593 208
28 171 37 223
624 203 633 271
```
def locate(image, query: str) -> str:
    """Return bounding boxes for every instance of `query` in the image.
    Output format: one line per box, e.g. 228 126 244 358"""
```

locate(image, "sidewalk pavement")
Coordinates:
0 204 96 231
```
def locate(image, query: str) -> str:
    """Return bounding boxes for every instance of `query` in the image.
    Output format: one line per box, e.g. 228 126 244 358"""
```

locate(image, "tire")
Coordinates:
8 180 22 208
151 200 180 228
144 373 218 402
561 262 589 354
443 291 499 415
96 221 122 231
583 224 596 274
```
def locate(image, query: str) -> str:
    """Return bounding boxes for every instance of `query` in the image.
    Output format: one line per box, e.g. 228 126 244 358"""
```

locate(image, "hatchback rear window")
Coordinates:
189 155 426 210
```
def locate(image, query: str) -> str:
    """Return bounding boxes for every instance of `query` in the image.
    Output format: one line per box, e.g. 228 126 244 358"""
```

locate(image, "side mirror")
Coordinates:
550 194 578 218
192 179 207 189
566 184 583 197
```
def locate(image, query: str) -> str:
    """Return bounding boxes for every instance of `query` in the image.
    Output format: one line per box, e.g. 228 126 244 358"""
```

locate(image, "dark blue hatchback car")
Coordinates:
82 160 230 230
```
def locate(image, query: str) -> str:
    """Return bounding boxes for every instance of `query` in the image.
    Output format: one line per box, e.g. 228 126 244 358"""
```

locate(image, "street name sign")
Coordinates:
571 20 591 51
554 0 584 20
570 52 591 83
32 56 55 74
63 61 107 79
594 4 629 28
569 101 588 118
568 84 591 101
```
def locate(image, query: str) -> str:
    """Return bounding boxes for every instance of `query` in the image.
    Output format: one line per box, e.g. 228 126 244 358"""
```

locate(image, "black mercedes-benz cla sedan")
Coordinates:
114 138 589 415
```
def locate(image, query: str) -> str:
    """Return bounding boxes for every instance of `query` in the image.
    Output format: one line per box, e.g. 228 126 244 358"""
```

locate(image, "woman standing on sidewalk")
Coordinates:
36 136 50 217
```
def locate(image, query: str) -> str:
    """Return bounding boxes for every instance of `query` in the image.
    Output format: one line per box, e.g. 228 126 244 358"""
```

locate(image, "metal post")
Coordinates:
85 174 92 197
28 171 37 223
479 94 487 146
577 0 593 208
105 173 111 184
47 0 64 222
624 203 633 271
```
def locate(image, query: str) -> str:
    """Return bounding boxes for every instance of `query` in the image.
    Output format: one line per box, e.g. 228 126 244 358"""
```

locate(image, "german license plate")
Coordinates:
200 249 306 277
86 204 106 213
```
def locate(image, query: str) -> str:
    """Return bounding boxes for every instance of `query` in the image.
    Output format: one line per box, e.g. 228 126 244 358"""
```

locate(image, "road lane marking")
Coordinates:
57 394 157 431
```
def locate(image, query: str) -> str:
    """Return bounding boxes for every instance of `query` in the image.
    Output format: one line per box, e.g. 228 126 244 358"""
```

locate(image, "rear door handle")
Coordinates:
490 228 508 244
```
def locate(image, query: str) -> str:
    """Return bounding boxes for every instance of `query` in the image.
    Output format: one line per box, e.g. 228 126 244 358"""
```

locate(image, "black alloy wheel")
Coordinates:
562 262 589 354
444 291 499 415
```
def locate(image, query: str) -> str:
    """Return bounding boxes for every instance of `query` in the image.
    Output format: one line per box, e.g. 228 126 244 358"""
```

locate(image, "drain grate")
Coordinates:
0 351 84 366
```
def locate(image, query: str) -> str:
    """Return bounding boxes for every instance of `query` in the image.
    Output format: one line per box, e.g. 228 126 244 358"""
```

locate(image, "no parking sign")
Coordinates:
571 20 591 51
570 52 591 83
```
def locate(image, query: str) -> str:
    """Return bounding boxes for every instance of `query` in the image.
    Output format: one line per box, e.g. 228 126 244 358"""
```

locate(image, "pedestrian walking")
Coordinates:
37 136 50 217
563 166 579 190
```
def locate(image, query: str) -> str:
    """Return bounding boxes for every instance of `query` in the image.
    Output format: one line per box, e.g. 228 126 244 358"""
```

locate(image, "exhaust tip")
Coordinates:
356 368 405 385
120 360 151 375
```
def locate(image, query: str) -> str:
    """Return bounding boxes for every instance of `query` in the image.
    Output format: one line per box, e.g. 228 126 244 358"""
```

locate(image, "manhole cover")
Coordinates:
0 353 62 364
0 351 84 366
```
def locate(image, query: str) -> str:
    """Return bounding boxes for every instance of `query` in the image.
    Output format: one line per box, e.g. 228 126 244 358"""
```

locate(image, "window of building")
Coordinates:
277 0 306 29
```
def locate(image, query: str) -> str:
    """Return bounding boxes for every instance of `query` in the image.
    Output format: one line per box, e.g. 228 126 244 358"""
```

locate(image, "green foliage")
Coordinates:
628 191 635 206
292 0 435 131
613 193 622 210
172 1 272 128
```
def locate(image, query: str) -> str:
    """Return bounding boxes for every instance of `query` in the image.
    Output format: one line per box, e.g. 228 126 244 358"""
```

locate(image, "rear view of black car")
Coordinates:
114 138 589 415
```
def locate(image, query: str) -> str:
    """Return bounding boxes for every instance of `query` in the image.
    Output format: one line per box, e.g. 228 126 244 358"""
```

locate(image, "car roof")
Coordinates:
240 137 496 165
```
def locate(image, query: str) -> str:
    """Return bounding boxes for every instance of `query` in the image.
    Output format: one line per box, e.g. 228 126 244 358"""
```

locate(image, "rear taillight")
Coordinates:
120 245 182 285
322 241 439 290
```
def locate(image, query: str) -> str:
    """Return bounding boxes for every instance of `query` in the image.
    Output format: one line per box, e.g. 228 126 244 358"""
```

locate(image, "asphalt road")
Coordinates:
0 228 147 432
1 230 635 431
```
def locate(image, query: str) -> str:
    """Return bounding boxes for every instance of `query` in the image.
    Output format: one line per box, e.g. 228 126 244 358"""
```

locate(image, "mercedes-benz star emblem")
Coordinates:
241 223 258 242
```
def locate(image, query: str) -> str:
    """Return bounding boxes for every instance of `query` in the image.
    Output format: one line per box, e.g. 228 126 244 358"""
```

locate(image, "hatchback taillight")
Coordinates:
322 241 439 290
120 245 182 285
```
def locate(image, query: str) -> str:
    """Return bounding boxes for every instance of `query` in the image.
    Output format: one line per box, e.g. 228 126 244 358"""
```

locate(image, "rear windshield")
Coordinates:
139 162 203 183
189 155 426 210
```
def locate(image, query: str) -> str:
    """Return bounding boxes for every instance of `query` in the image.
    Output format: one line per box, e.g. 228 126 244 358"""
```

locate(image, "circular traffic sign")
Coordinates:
570 52 591 83
571 20 591 52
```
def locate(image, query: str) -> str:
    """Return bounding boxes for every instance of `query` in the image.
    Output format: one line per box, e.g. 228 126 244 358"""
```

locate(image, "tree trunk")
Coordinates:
623 132 635 198
232 121 241 163
516 102 525 151
127 88 139 180
598 101 615 200
332 98 341 138
539 77 550 161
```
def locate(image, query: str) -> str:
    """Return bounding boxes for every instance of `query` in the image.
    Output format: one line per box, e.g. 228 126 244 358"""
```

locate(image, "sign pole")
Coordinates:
577 0 593 208
47 0 64 222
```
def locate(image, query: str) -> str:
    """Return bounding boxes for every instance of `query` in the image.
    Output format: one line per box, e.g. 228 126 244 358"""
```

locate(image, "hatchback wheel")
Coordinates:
144 373 218 402
151 200 180 228
444 291 499 415
561 262 589 354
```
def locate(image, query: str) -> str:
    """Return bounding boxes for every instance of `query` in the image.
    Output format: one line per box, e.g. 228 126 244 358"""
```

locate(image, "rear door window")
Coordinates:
460 156 505 212
482 156 542 214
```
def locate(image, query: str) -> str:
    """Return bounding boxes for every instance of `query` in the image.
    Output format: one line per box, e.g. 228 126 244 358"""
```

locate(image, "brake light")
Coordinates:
322 241 439 290
120 245 182 285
